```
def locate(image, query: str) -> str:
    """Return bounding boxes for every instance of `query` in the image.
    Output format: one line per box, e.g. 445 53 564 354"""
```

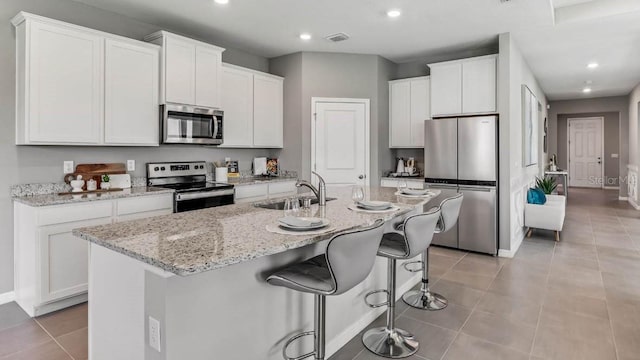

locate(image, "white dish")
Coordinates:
402 188 430 196
356 200 392 210
277 217 329 231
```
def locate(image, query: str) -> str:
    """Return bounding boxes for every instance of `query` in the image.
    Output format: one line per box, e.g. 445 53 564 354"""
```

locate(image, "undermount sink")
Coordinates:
254 197 337 210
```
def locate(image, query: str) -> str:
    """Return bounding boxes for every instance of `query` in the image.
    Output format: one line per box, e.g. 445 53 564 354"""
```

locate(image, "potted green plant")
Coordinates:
100 174 111 190
535 176 557 195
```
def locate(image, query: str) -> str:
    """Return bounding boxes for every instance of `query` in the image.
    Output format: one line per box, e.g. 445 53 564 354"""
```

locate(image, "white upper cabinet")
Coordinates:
430 62 462 117
429 54 497 117
12 12 161 146
220 64 283 148
462 56 497 114
221 66 254 146
104 39 159 145
15 17 104 145
389 77 429 148
253 73 284 148
146 31 224 108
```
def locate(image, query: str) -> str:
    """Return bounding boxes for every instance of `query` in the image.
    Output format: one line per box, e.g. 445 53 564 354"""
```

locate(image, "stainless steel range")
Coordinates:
147 161 234 213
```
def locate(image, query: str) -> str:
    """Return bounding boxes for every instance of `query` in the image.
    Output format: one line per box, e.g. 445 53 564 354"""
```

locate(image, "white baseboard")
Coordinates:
0 291 15 306
498 233 525 258
629 198 640 210
604 186 620 190
619 196 628 201
325 273 421 357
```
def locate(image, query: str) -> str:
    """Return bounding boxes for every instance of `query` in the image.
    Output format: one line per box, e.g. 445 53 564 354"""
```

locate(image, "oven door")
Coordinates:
162 104 223 145
174 189 235 213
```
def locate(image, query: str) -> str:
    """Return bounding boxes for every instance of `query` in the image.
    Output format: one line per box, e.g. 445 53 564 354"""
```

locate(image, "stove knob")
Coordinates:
161 167 166 171
200 165 204 169
154 167 159 171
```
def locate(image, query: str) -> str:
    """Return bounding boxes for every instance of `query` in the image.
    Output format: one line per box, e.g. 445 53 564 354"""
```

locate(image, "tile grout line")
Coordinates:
599 212 621 360
33 318 76 360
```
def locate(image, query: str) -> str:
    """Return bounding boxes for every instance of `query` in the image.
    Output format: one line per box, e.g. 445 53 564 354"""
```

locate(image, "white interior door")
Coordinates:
568 117 603 188
313 99 369 187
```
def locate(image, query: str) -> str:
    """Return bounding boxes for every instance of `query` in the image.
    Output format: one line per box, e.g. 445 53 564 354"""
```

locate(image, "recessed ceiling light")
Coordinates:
587 62 599 69
299 33 312 40
214 0 229 4
387 9 402 18
582 87 592 93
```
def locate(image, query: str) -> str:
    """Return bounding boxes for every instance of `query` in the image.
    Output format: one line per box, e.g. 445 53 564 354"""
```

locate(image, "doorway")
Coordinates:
567 117 604 188
311 98 370 187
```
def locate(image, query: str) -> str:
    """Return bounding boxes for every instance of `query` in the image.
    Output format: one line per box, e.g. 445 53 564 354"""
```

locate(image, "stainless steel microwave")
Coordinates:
161 103 223 145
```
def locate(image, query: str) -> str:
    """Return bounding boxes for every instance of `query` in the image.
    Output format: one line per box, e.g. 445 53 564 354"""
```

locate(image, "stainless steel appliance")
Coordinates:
424 115 498 255
147 161 234 213
161 103 223 145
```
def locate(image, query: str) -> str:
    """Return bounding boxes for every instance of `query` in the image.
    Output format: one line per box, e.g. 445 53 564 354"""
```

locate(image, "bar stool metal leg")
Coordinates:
402 248 448 310
362 259 418 358
314 294 325 360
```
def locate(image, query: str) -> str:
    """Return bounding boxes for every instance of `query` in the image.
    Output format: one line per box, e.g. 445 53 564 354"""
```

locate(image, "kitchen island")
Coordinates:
73 186 439 360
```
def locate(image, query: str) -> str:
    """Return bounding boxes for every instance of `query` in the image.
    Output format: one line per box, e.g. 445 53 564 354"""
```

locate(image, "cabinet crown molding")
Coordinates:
427 53 498 68
144 30 226 52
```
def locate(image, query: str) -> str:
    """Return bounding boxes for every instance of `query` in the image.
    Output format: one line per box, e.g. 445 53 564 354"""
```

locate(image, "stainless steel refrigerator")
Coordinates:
424 115 498 255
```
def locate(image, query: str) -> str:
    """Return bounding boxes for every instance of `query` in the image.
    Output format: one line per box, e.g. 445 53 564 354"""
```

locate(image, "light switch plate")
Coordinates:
63 161 74 174
611 154 619 158
127 160 135 172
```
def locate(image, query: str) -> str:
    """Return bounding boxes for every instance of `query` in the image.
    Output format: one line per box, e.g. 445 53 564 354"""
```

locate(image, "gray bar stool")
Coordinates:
267 220 385 360
402 193 463 311
362 208 441 358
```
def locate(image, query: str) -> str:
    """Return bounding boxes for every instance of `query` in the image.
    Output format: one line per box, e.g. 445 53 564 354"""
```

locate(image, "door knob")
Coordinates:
358 175 364 179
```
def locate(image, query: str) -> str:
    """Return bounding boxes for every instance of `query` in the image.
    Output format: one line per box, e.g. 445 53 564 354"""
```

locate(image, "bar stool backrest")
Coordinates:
402 207 441 258
326 219 385 296
437 193 464 233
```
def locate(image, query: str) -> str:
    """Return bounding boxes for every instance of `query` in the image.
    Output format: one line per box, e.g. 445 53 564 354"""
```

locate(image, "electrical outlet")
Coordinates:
127 160 135 172
63 161 74 174
149 316 161 352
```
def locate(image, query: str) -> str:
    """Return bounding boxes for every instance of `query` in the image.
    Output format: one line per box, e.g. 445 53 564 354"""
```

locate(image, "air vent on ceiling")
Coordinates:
325 33 350 42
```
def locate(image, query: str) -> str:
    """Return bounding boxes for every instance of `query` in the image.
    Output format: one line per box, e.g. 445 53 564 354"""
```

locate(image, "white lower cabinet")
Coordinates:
234 181 297 204
14 194 173 317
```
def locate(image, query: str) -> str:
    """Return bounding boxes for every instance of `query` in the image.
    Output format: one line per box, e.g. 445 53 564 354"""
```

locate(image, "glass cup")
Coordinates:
351 185 365 204
284 197 300 217
396 179 407 194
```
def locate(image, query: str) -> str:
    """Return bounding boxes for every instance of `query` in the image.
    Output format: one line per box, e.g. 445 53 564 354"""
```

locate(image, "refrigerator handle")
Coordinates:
458 186 494 192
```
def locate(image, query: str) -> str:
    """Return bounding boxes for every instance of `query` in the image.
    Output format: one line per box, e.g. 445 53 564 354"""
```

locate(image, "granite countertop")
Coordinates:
12 186 175 207
225 176 298 186
73 187 439 276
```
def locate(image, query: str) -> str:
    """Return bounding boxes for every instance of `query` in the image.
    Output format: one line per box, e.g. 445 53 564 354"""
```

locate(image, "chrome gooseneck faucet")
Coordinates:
296 171 327 206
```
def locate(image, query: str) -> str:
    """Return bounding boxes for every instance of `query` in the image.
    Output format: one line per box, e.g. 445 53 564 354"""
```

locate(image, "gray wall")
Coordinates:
0 0 275 294
270 52 396 185
548 96 629 197
556 112 620 187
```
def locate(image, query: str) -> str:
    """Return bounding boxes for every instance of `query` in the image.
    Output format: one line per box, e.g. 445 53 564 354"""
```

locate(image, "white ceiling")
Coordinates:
71 0 640 100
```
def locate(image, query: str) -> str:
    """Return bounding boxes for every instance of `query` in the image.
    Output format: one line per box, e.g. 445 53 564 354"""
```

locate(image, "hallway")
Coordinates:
331 188 640 360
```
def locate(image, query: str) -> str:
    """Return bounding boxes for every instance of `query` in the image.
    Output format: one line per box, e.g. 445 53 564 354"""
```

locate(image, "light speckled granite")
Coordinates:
13 186 174 207
73 187 439 276
10 182 71 197
225 175 298 186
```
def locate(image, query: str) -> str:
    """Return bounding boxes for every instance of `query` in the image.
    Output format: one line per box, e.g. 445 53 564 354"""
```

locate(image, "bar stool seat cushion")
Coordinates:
267 255 335 295
377 232 409 258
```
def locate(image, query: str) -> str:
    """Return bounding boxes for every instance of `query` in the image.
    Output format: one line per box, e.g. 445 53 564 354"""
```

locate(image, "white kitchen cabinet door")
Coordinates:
235 184 269 203
104 39 159 145
221 66 254 147
253 74 284 148
430 62 462 117
38 217 112 303
462 56 497 114
195 46 222 108
410 78 429 147
389 81 411 147
26 21 103 144
164 36 196 105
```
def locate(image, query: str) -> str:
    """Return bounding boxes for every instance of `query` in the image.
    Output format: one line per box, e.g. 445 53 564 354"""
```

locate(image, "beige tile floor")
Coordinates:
331 188 640 360
0 189 638 360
